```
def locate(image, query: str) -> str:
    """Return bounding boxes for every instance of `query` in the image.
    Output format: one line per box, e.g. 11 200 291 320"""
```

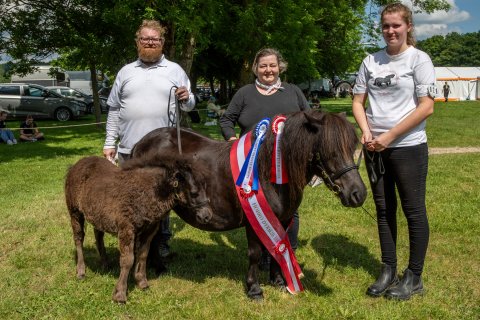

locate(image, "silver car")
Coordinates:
0 83 87 121
45 86 108 114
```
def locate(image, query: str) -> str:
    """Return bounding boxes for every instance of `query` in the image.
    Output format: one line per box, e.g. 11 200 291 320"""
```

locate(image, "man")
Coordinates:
103 20 195 257
442 82 450 102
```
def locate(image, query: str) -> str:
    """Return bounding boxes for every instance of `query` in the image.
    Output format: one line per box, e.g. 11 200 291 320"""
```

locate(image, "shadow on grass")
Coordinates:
73 216 338 298
311 234 380 277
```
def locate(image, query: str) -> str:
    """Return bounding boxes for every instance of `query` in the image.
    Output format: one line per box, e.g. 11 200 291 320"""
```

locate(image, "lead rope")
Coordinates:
357 148 377 222
175 93 182 155
167 85 182 155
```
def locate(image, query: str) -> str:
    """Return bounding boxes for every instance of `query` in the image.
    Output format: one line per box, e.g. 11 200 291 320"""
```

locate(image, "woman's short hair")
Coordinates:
251 48 288 76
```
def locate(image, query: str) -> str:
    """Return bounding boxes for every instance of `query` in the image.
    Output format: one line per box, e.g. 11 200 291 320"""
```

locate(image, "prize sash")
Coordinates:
230 129 303 294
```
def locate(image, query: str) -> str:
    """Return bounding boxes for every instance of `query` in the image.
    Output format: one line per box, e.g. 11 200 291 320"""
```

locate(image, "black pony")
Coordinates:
132 110 367 300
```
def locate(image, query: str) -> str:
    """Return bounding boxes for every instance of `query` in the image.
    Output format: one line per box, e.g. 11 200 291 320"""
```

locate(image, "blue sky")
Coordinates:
372 0 479 46
413 0 480 39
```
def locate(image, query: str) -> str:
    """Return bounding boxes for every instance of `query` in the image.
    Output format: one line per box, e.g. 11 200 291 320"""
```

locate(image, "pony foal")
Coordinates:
65 155 211 303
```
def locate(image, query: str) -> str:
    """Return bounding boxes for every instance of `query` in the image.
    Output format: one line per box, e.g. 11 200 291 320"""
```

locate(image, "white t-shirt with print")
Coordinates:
353 46 435 147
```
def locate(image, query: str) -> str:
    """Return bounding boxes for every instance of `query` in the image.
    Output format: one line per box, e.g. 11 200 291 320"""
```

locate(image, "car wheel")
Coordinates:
54 107 73 121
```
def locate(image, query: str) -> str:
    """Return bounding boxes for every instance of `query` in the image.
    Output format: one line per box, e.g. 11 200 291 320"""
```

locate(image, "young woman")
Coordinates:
352 3 436 300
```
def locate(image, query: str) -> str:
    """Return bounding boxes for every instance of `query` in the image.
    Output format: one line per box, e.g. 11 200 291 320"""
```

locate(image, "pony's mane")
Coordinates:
316 112 358 160
123 152 190 173
123 151 210 186
259 110 358 199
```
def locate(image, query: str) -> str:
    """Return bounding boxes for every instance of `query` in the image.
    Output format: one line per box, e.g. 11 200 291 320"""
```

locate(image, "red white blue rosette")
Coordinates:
236 118 270 194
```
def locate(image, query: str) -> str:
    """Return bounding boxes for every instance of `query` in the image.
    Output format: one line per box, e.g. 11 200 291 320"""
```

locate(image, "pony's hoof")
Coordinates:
247 284 264 301
249 293 264 301
112 291 127 304
76 274 85 280
270 274 286 289
137 280 149 290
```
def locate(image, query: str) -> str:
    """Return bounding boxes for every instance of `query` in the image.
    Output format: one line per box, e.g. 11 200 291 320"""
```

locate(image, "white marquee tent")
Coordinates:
435 67 480 101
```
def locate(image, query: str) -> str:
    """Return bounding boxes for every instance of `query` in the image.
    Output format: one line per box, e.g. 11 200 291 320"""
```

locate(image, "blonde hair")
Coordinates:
135 20 166 41
251 48 288 76
381 2 416 47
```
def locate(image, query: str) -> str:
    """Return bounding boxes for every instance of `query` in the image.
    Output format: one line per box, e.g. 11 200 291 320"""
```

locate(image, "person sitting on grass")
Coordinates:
207 96 225 117
19 115 45 142
0 111 17 145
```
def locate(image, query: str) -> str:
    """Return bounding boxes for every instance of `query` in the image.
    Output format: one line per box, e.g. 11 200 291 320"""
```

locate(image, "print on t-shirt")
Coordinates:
373 74 395 87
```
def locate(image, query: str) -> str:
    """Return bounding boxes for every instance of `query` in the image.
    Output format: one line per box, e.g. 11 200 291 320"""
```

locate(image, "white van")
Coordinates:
66 71 110 96
11 65 68 87
12 66 109 96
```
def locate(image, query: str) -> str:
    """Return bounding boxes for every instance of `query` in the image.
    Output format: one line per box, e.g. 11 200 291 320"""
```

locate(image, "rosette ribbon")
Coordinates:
236 118 270 194
270 115 288 184
230 129 304 294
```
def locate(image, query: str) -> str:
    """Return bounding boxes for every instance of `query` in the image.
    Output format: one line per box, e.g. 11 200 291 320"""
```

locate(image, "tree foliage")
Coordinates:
0 0 452 105
417 31 480 67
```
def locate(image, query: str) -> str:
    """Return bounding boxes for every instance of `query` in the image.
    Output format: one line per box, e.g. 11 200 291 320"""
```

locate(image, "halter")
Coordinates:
313 149 363 195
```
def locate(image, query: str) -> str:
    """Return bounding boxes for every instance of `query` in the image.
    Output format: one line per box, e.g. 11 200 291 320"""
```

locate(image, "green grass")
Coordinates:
0 102 479 319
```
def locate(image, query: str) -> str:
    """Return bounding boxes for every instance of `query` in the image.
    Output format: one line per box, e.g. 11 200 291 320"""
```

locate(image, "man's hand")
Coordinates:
175 86 190 102
103 148 116 164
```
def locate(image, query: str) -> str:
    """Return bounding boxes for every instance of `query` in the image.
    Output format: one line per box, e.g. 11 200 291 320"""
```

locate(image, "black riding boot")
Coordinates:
385 268 424 300
366 264 399 297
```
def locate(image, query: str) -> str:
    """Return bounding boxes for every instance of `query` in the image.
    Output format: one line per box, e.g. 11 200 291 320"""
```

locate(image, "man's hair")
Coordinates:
381 2 416 47
135 20 166 41
251 48 288 76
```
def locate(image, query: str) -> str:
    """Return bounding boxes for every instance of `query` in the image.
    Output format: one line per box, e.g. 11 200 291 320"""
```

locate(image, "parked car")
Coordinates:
46 86 108 114
0 83 87 121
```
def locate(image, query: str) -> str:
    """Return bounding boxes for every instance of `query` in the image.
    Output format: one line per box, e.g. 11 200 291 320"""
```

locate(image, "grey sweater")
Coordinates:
220 83 310 140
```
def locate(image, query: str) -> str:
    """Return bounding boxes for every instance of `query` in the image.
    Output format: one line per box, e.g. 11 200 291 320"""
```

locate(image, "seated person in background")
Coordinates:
19 115 45 142
311 95 321 109
0 111 17 145
207 96 225 117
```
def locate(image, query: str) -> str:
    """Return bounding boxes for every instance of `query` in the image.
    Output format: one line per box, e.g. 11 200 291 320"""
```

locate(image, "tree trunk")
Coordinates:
238 57 253 87
178 34 195 76
89 63 103 129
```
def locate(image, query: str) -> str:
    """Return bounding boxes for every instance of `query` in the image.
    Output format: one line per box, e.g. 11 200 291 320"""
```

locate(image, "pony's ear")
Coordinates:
303 112 323 133
172 170 185 186
155 168 181 198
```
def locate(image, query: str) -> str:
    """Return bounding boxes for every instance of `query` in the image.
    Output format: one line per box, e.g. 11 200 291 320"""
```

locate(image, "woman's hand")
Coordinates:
367 131 394 152
361 130 373 146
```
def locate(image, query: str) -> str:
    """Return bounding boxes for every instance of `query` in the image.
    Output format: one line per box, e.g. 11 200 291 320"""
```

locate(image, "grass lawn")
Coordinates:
0 101 479 319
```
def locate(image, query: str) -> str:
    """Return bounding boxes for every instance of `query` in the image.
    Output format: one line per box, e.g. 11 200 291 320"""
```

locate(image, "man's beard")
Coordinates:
138 46 162 63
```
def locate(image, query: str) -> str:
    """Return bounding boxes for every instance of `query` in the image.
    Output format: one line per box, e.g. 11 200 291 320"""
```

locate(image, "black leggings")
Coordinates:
365 143 429 276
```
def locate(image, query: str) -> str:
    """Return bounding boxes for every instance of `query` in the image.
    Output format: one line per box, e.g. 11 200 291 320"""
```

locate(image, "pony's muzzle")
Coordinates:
195 207 213 224
340 187 367 207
